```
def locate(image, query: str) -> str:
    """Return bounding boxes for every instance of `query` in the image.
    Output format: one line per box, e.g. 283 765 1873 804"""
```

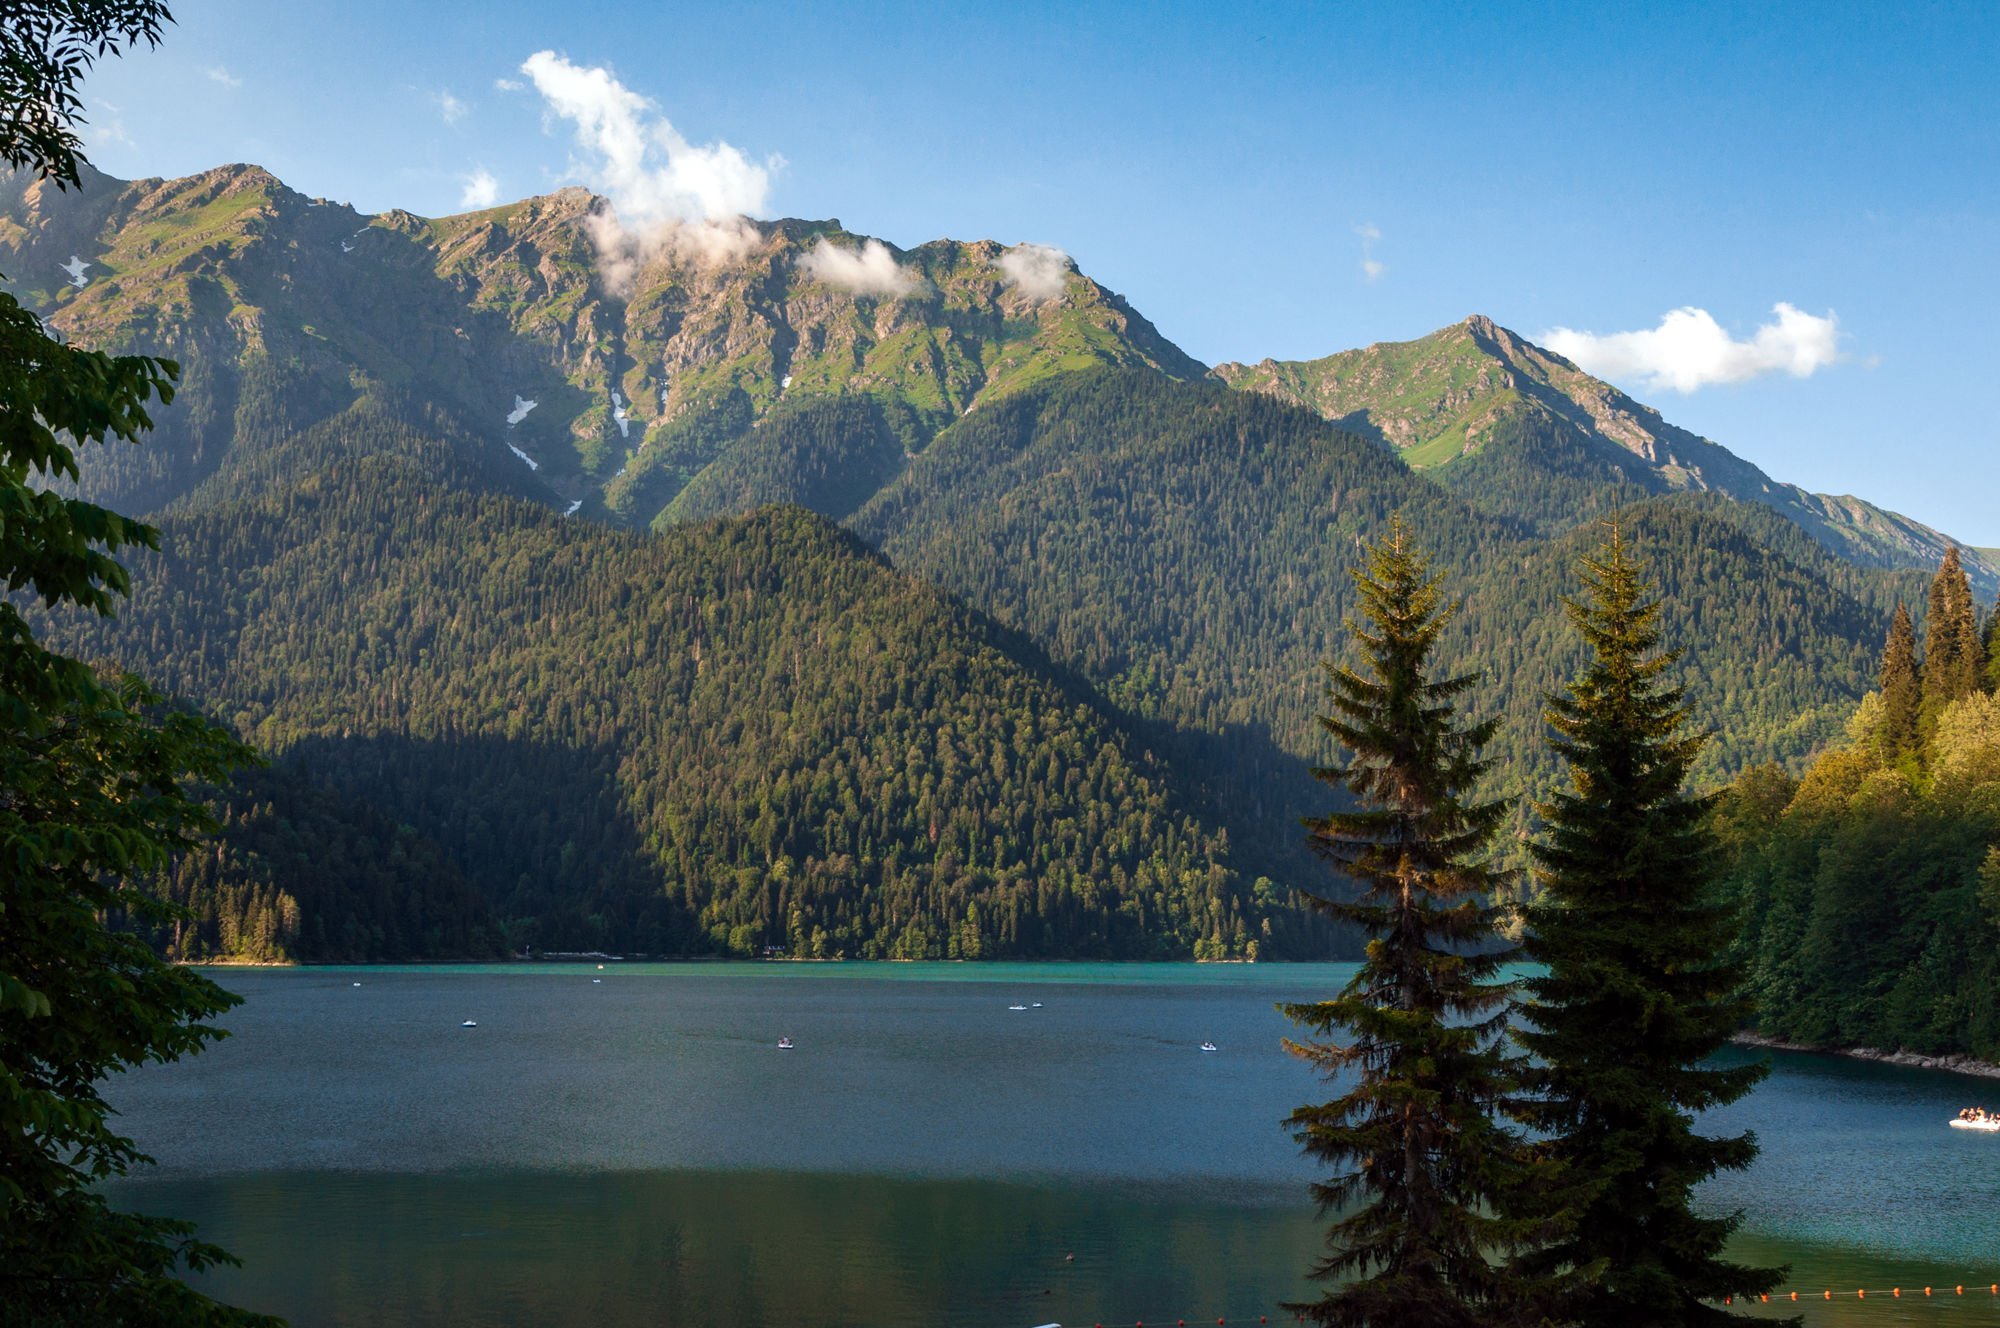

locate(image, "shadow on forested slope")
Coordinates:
283 732 688 955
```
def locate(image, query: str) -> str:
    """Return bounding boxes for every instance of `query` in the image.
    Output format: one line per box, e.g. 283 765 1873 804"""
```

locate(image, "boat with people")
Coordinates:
1200 1041 1219 1053
460 1020 478 1028
777 1037 794 1050
1951 1107 1999 1131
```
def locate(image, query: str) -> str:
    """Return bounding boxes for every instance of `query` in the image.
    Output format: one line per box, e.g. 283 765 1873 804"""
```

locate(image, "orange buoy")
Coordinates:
1790 1292 1799 1301
1893 1288 1901 1297
1824 1290 1833 1300
1858 1289 1866 1298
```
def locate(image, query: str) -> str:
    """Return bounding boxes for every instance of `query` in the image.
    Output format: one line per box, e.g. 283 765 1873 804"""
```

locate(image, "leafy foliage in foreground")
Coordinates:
2 6 272 1313
1719 558 2000 1060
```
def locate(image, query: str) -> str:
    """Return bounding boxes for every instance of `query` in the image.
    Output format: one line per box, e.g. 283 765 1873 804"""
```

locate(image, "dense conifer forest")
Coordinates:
50 406 1285 960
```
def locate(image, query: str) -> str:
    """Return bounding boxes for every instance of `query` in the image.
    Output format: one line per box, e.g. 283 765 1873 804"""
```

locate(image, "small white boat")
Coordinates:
777 1037 794 1049
1200 1041 1219 1052
1030 1002 1043 1008
460 1020 478 1028
591 978 602 984
1008 1004 1028 1011
597 964 605 970
1950 1116 2000 1132
352 982 361 987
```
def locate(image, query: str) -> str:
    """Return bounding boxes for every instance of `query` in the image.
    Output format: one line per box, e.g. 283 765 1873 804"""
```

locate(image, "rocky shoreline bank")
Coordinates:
1732 1031 2000 1081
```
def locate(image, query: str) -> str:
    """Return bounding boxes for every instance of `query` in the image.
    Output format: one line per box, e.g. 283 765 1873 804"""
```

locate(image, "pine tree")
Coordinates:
1877 603 1921 761
1920 547 1982 738
1514 526 1785 1327
1281 518 1538 1328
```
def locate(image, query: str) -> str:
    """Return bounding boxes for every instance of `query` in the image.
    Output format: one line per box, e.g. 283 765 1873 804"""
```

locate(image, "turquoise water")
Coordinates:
102 963 2000 1326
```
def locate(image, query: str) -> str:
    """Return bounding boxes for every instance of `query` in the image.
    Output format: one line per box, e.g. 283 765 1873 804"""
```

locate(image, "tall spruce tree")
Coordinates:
1513 526 1784 1327
1281 519 1538 1328
1919 547 1983 737
1877 603 1921 762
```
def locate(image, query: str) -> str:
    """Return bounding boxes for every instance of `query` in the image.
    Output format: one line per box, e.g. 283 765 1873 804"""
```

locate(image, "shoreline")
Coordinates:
1732 1031 2000 1081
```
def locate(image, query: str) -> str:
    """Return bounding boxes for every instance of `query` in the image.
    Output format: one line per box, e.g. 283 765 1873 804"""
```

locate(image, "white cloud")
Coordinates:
997 243 1071 302
798 237 919 298
459 169 501 210
1542 303 1843 394
1354 222 1384 282
206 65 241 89
520 51 780 291
520 51 774 227
436 91 468 125
494 77 524 92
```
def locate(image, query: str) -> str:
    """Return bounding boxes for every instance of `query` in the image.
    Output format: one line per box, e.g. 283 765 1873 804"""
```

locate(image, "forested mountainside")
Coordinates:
1 161 1198 526
8 161 1973 962
1215 316 1996 589
845 373 1921 840
45 412 1285 961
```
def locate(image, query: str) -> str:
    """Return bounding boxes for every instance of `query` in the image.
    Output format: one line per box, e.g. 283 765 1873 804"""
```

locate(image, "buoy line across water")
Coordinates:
1722 1282 2000 1304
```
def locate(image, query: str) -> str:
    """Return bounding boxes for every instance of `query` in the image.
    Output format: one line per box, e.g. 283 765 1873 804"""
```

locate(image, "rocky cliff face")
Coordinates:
1 163 1203 524
1216 315 1995 587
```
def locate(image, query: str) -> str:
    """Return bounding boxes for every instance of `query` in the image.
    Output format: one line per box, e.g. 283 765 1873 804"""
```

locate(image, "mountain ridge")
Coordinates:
2 161 1204 526
4 162 1983 586
1214 314 1994 589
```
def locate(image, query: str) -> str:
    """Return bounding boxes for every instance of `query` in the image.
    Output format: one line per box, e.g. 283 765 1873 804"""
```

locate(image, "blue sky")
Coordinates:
77 0 1998 544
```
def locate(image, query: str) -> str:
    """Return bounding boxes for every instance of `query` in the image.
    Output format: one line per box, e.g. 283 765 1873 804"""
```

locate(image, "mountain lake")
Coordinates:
101 963 2000 1327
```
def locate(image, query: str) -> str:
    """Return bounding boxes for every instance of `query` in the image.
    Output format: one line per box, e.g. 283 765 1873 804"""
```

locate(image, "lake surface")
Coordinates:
104 963 2000 1326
